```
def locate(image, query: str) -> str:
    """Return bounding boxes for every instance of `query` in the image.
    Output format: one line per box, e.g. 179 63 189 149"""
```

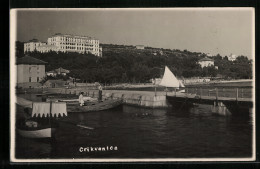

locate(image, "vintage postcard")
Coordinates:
10 8 255 162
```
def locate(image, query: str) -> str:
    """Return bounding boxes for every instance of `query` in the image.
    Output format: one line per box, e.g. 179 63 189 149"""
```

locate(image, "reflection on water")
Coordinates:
15 94 253 159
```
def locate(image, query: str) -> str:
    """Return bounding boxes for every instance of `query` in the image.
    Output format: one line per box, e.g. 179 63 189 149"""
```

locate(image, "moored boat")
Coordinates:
17 128 54 138
66 99 123 113
16 101 67 138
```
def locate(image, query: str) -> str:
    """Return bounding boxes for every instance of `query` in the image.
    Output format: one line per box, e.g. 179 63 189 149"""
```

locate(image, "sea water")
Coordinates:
15 94 253 159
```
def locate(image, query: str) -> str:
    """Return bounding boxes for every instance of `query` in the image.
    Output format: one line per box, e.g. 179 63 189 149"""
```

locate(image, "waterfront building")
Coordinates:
198 57 214 68
47 33 102 56
16 56 47 88
228 54 237 61
136 45 145 50
24 39 47 53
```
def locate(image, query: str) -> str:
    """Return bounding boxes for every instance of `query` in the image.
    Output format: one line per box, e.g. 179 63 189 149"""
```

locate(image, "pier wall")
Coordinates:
42 88 169 108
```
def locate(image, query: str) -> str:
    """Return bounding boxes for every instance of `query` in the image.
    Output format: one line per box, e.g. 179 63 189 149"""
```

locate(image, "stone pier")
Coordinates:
42 88 170 108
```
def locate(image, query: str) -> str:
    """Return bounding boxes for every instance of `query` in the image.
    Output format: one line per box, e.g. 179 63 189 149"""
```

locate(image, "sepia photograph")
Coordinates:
10 8 255 162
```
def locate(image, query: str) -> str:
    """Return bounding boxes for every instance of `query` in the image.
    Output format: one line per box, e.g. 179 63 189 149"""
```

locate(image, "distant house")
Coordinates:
151 78 162 85
198 57 214 68
55 67 70 76
16 56 47 88
159 50 164 55
136 45 145 50
46 67 70 77
228 54 237 61
46 70 57 77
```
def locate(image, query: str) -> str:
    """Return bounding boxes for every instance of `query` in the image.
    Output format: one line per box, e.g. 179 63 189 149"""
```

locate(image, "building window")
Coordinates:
29 77 31 82
29 67 31 73
37 77 39 82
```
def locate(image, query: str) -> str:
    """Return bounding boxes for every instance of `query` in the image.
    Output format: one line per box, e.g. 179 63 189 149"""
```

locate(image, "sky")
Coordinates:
15 8 254 58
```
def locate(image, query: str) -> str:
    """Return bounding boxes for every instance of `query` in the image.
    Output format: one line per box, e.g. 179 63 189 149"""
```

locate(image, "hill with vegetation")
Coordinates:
16 42 253 84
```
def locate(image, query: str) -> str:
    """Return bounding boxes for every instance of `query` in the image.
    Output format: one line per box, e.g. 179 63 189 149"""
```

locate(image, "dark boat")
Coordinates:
66 99 123 113
17 95 123 113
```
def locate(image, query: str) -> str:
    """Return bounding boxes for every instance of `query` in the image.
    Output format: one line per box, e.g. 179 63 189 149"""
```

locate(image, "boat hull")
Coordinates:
67 99 123 113
17 128 55 138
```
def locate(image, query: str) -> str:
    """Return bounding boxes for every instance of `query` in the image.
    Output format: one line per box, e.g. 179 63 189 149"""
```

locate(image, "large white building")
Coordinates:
24 33 102 57
47 33 101 56
24 39 47 53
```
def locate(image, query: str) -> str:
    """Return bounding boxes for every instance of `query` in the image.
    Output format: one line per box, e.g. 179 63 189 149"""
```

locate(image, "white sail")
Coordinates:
159 66 180 88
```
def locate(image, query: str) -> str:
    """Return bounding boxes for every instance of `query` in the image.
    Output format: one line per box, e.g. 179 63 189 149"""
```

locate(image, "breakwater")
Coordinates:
43 88 170 108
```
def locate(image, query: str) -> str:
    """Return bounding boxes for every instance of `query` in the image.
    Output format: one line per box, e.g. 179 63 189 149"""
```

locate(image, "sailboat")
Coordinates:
17 102 67 138
159 66 185 92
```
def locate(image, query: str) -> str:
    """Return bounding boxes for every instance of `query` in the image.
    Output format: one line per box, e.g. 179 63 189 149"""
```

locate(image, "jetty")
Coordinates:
17 85 253 114
16 65 253 114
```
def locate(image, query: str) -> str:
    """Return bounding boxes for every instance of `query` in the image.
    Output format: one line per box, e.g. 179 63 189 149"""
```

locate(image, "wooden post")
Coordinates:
216 88 218 101
200 87 202 98
175 88 177 97
155 86 157 96
241 88 244 98
215 88 218 106
236 88 239 101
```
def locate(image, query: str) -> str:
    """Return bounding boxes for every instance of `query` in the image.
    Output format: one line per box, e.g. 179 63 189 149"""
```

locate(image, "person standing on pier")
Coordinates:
79 92 84 106
98 85 103 102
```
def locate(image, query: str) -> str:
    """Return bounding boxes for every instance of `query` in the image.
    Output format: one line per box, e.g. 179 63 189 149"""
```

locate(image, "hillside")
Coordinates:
16 42 252 84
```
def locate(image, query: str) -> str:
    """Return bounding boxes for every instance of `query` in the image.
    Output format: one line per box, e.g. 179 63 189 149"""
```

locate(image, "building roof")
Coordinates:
16 56 47 65
28 39 40 42
199 57 214 62
55 67 70 73
50 33 98 40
